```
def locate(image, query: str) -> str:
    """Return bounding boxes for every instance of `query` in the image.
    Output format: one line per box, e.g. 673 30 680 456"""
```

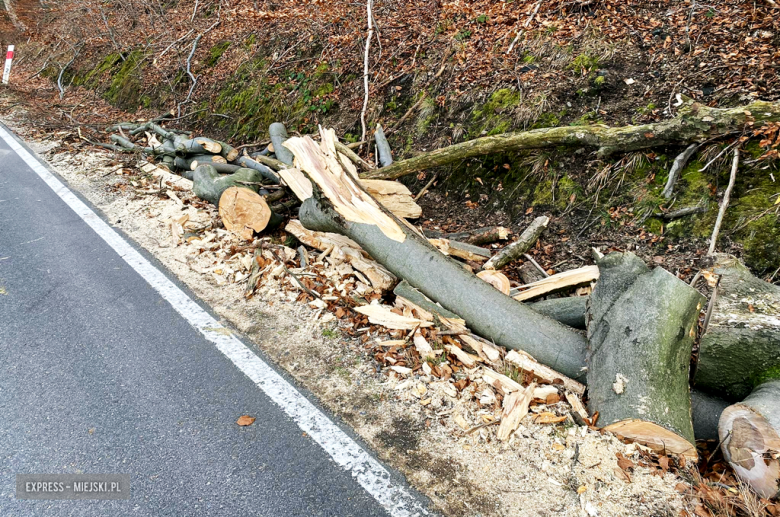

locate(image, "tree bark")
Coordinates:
374 124 393 167
691 390 729 441
483 216 549 270
719 379 780 499
529 296 588 330
233 155 281 184
361 100 780 181
286 129 589 380
269 122 294 165
694 254 780 401
587 252 705 459
192 165 270 207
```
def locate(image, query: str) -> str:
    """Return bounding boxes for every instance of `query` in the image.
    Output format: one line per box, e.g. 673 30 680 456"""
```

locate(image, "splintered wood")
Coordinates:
497 383 536 441
285 220 395 291
512 265 599 301
354 304 433 330
283 128 406 242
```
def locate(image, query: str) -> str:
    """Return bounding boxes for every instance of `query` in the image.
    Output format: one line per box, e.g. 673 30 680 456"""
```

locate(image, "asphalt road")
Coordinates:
0 128 421 516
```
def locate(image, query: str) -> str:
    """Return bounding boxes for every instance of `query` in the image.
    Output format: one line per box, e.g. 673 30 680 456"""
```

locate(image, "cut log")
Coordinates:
694 254 780 401
374 124 393 167
476 270 511 295
361 100 780 180
217 141 240 162
483 216 549 270
429 238 490 263
286 128 589 380
719 379 780 499
234 155 281 184
284 220 396 292
219 187 282 240
512 266 599 302
192 165 268 206
270 122 294 165
587 252 705 459
174 137 222 156
528 296 588 330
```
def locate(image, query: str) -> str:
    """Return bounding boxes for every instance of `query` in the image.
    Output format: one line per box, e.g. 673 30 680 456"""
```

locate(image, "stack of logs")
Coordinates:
100 120 779 500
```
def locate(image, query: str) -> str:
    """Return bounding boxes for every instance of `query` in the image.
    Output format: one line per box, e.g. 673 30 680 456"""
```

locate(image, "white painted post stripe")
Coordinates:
2 45 14 85
0 125 429 517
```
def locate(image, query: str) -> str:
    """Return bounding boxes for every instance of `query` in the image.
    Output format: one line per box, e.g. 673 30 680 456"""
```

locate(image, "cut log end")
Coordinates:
604 419 698 461
219 187 274 240
719 380 780 499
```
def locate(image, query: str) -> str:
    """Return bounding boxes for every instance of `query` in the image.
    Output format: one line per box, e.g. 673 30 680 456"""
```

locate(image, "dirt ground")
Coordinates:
1 96 700 517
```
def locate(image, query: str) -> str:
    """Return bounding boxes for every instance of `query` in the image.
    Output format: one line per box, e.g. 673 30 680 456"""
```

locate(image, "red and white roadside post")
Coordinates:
3 45 15 85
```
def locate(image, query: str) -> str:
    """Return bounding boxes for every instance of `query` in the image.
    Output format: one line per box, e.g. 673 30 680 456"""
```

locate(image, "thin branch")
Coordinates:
360 0 375 143
507 0 543 54
707 148 739 255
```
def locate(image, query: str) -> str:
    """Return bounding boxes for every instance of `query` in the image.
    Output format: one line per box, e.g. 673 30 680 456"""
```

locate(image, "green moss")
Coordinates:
244 34 257 49
740 214 780 274
569 53 600 74
645 218 664 235
470 88 521 136
103 50 147 110
205 41 231 67
752 365 780 386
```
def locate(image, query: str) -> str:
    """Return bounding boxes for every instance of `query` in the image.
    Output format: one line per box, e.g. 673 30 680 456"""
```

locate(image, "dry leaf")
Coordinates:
237 415 256 426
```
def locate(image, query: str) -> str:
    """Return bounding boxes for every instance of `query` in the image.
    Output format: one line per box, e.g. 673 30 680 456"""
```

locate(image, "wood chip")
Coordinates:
355 304 433 329
505 349 585 395
497 382 536 441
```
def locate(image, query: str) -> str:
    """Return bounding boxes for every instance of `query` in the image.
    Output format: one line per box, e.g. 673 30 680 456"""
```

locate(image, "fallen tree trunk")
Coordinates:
694 254 780 401
286 129 589 380
719 379 780 499
362 100 780 180
174 154 227 170
374 124 393 167
587 252 705 459
483 216 548 270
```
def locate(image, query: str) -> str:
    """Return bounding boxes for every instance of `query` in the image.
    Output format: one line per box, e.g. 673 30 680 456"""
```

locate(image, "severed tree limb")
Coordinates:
269 123 294 165
483 216 548 270
661 143 699 199
707 148 739 255
374 124 393 167
362 101 780 181
335 140 373 171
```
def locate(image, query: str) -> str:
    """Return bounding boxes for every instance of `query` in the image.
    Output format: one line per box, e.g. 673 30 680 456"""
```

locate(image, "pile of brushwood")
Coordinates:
100 99 780 500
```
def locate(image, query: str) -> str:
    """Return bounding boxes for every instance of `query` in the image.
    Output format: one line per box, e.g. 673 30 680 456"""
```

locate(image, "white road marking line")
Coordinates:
0 126 429 517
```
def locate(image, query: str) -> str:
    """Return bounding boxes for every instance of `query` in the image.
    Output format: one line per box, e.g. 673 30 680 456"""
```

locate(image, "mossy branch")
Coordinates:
362 100 780 180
